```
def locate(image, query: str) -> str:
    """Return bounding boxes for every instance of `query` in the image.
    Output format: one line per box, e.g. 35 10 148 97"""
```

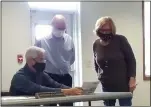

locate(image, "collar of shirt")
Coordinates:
47 33 65 41
23 64 43 84
23 64 37 76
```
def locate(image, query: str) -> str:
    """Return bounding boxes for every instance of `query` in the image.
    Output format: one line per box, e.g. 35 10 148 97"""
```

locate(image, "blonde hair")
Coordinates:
94 16 116 35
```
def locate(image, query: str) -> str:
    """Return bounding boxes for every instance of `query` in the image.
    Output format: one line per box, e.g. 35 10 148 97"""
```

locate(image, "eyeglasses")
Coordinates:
33 58 46 63
97 29 112 34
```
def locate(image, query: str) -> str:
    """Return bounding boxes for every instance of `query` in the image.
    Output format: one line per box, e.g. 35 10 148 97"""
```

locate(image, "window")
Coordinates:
143 1 150 80
35 25 52 40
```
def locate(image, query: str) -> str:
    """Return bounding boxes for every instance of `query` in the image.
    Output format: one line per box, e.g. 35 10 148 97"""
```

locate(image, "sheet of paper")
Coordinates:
82 81 99 90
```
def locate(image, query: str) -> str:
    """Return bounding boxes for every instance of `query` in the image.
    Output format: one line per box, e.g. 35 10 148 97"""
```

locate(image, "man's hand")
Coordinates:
61 87 83 96
129 77 137 92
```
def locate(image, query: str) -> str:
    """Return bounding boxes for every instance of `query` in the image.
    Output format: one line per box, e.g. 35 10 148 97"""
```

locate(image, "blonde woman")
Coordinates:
93 16 137 106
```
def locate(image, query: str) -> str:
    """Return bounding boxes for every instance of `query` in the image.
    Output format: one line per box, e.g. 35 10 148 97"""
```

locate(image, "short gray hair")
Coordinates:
25 46 45 60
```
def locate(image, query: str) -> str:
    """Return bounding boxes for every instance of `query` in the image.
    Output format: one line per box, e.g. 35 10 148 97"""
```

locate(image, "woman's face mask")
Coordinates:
96 23 114 42
96 26 113 42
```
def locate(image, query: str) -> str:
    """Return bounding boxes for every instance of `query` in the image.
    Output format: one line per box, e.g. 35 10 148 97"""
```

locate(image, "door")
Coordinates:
30 10 75 85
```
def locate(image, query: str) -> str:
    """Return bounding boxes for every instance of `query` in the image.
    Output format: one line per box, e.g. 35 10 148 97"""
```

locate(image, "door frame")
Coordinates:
29 9 83 90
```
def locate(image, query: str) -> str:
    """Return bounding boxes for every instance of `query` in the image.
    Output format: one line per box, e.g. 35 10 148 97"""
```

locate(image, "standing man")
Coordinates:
35 15 75 106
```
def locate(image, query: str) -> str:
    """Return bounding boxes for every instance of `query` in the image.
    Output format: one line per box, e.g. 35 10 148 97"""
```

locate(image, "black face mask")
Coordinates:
97 32 113 42
33 62 46 73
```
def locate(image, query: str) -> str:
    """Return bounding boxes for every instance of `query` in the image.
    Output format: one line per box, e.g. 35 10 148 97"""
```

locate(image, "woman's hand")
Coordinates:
129 77 137 92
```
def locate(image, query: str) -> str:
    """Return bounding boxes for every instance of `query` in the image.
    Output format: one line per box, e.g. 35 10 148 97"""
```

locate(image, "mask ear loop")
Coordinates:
32 58 37 64
42 60 46 63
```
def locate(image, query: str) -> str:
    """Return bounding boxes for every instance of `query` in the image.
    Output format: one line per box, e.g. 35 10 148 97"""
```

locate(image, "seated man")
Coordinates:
9 46 82 98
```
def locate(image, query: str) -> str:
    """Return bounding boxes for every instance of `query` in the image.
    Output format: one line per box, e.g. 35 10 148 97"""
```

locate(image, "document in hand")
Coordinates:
82 81 100 95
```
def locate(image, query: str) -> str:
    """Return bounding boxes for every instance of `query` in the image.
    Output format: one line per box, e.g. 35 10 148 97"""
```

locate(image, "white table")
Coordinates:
1 92 132 106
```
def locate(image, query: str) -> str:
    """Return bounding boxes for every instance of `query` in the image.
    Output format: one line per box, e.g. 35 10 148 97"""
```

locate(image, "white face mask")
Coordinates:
52 28 65 37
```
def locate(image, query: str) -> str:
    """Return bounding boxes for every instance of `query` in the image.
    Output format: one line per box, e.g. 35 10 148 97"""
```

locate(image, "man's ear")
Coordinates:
28 58 35 66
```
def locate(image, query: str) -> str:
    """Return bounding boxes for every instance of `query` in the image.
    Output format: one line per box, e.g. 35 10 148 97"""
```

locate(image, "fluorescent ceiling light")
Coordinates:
28 2 79 11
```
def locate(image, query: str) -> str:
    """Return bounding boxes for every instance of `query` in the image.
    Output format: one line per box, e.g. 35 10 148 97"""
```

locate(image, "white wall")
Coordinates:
2 2 31 90
1 2 150 106
81 1 150 106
